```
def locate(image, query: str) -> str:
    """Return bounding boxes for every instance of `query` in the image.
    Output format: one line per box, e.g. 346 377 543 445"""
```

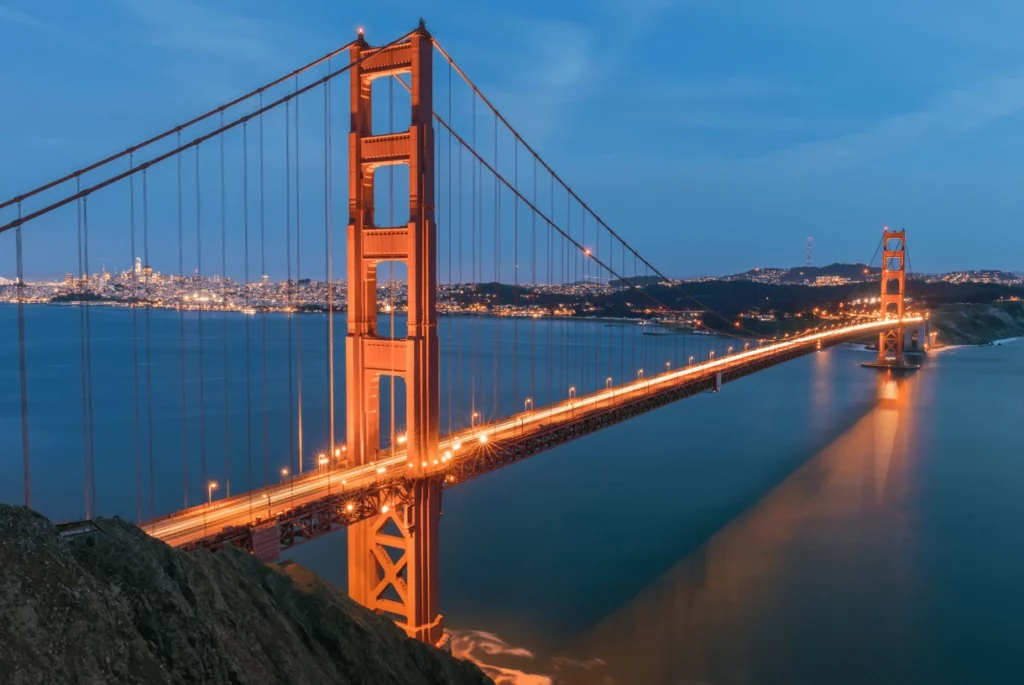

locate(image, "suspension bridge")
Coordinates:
0 21 925 647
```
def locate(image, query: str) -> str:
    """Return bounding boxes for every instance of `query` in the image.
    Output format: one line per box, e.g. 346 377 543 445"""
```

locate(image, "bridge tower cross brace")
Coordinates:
878 227 907 365
345 24 442 645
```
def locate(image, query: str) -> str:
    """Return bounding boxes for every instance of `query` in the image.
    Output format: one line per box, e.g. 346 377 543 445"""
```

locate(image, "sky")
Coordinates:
1 0 1023 279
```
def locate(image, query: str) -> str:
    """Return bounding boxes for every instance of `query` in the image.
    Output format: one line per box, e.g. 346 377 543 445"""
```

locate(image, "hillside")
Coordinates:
929 301 1024 345
0 506 492 685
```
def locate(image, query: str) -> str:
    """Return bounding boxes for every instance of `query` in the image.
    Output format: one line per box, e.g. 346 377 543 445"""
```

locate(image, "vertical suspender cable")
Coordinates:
16 202 29 508
77 180 90 519
532 154 540 405
129 155 142 522
457 142 464 428
143 172 155 518
220 112 230 496
493 112 499 419
547 174 553 406
83 195 96 513
243 122 253 510
327 71 336 456
512 139 518 411
295 80 304 472
286 99 295 479
447 60 453 435
177 131 189 508
259 94 269 488
470 97 476 424
196 146 208 491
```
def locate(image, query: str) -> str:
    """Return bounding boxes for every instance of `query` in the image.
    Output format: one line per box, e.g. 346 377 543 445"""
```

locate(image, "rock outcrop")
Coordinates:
932 301 1024 345
0 505 493 685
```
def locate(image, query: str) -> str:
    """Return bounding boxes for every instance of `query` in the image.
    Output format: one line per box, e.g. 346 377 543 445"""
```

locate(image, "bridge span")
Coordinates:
142 317 921 553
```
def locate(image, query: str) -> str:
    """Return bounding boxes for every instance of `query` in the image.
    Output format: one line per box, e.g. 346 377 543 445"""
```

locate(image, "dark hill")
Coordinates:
0 505 492 685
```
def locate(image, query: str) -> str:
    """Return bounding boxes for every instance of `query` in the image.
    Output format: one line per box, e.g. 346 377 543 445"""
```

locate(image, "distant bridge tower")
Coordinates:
345 22 443 645
877 227 906 366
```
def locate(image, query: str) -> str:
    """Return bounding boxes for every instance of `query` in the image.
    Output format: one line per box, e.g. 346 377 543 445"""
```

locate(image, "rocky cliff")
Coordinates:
931 300 1024 345
0 505 493 685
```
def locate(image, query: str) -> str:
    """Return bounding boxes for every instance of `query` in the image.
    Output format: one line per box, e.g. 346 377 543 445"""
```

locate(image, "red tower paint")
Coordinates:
345 23 443 645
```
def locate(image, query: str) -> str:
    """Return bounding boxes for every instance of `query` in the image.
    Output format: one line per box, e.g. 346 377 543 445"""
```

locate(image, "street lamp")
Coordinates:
471 410 480 427
318 454 329 470
637 369 644 379
280 467 288 483
728 346 733 354
524 397 533 412
569 386 576 399
606 376 612 388
709 351 715 359
688 355 694 365
261 493 271 517
207 481 218 505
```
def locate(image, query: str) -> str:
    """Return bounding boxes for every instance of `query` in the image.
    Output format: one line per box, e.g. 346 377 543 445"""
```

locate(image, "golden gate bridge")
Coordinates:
0 21 924 647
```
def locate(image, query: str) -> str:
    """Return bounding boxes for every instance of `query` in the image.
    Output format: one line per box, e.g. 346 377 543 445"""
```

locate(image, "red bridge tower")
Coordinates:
345 23 443 646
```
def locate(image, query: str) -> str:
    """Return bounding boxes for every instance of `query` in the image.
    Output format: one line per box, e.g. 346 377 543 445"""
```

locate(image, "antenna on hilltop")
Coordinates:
805 237 813 267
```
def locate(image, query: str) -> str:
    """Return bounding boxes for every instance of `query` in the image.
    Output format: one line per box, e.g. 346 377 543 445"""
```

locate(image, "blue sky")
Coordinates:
1 0 1023 278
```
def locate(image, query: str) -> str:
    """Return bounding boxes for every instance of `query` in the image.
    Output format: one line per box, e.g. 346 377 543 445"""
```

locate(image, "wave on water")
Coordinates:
450 630 614 685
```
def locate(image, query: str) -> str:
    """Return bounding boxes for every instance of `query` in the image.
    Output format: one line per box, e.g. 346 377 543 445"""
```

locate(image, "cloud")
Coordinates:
0 5 54 32
115 0 280 65
746 69 1024 171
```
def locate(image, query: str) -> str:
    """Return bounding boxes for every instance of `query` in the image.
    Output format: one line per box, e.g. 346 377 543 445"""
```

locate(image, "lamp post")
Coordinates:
524 397 533 412
207 481 217 505
606 376 612 388
280 467 288 483
637 368 644 379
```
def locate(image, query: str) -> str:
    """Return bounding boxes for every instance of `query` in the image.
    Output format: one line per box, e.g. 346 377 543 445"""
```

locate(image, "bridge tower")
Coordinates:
878 227 907 366
345 22 443 645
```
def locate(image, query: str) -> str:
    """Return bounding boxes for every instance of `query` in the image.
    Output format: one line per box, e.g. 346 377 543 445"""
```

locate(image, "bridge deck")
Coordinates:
141 318 920 552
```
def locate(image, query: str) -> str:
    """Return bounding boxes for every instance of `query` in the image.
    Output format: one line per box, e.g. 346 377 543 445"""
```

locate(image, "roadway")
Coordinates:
142 317 922 548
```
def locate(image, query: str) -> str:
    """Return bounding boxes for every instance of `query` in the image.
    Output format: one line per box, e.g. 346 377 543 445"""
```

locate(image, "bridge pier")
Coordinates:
345 23 443 645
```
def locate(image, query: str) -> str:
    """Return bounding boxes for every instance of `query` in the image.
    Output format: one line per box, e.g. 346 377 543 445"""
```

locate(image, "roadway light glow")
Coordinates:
479 434 488 444
335 448 342 457
346 503 354 512
397 434 407 445
381 504 390 514
453 441 461 450
377 466 386 474
318 457 328 466
443 450 452 460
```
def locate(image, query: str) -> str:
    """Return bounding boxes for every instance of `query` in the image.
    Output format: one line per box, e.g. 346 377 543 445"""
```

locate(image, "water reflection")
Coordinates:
551 371 924 685
457 370 928 685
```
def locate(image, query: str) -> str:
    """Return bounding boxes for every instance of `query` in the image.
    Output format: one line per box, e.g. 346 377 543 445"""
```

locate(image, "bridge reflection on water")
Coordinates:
454 368 927 685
